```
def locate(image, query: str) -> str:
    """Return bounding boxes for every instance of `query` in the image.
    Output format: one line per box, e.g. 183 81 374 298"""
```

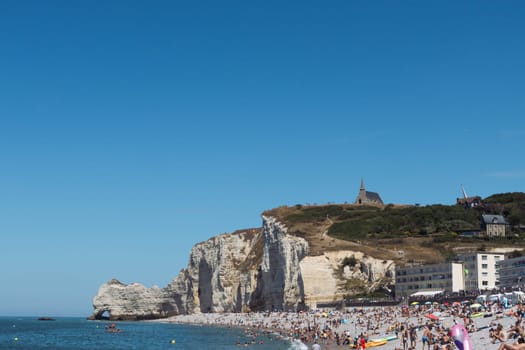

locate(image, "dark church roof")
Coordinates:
365 191 383 203
355 178 384 206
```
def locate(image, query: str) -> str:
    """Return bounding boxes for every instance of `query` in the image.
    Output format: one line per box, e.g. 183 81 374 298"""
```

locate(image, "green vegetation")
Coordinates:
508 250 524 259
347 290 388 300
328 205 479 240
264 193 525 267
484 192 525 230
273 193 525 241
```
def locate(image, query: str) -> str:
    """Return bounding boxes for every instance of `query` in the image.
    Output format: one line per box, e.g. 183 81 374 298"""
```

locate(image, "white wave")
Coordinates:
287 338 308 350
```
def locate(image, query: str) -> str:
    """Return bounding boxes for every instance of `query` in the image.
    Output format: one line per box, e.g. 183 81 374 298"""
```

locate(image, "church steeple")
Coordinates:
355 177 384 207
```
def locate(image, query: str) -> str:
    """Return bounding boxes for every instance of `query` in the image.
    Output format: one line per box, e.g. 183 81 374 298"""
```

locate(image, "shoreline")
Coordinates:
150 304 523 350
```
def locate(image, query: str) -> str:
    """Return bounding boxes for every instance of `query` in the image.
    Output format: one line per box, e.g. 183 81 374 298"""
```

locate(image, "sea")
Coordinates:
0 317 306 350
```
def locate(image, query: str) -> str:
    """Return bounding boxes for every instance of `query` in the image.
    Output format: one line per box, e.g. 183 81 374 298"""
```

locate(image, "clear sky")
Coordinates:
0 1 524 317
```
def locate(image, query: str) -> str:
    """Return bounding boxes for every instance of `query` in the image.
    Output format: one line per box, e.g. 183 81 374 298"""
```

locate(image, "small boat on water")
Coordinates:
37 317 56 321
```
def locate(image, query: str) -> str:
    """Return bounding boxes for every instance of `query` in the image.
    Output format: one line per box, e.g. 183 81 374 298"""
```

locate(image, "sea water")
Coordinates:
0 317 304 350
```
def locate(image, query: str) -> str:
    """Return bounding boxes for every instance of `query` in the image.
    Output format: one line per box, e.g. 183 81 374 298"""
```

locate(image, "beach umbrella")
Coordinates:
425 313 439 321
452 301 461 306
410 301 419 305
425 301 432 305
443 302 450 306
470 303 482 309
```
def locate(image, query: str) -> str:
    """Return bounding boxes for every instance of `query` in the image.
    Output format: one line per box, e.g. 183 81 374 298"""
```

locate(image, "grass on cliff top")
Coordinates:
266 204 480 240
263 194 525 265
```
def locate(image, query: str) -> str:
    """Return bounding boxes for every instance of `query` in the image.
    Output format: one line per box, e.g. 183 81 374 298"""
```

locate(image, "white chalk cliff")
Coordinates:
90 216 394 320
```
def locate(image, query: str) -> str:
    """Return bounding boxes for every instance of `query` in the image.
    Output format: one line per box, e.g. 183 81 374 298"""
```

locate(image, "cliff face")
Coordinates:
89 216 394 320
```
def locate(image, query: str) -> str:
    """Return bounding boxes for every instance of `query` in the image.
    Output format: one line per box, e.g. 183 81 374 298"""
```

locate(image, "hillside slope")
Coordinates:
265 192 525 266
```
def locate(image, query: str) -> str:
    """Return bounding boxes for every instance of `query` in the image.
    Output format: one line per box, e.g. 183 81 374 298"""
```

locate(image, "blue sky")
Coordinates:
0 1 524 316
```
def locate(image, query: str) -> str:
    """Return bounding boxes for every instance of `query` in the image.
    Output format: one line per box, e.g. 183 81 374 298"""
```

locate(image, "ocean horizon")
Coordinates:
0 317 304 350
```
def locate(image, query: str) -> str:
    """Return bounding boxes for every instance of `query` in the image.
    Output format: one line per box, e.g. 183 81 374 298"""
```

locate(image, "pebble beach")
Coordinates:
155 302 524 349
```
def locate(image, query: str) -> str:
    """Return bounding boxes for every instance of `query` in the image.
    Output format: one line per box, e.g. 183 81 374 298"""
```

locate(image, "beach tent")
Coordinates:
410 291 443 298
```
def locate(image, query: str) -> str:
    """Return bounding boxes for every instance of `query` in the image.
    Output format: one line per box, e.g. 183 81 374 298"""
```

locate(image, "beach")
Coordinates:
155 302 523 349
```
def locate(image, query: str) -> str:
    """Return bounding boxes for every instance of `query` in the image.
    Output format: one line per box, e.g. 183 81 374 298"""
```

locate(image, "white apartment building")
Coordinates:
395 262 465 299
497 256 525 290
457 252 504 291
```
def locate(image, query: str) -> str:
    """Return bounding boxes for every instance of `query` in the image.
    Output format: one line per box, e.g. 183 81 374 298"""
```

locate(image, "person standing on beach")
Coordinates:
311 340 321 350
422 325 431 350
401 327 408 350
410 327 417 348
359 334 367 349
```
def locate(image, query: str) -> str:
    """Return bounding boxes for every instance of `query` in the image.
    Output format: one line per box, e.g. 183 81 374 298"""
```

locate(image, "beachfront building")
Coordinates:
497 255 525 290
354 178 384 207
395 262 465 299
482 214 508 237
457 252 504 291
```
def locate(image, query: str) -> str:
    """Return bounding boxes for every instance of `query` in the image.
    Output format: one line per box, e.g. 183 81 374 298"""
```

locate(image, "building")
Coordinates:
457 252 504 291
456 196 482 208
395 262 465 299
354 178 384 206
497 255 525 290
456 186 482 208
482 214 508 237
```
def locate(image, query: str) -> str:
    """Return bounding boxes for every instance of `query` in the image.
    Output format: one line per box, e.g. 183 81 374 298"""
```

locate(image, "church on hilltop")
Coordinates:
354 178 384 206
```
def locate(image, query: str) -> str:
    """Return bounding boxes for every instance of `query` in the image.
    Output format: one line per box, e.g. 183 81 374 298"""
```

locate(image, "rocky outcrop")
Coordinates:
300 251 394 308
89 216 394 320
88 279 174 320
249 216 309 311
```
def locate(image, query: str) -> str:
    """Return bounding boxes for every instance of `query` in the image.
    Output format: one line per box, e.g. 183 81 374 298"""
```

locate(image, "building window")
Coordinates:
482 281 488 286
482 255 487 260
482 272 488 277
495 256 501 261
482 264 488 269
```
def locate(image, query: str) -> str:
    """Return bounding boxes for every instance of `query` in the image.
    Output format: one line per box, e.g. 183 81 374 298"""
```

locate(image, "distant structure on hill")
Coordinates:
482 214 508 237
354 178 384 206
456 185 482 208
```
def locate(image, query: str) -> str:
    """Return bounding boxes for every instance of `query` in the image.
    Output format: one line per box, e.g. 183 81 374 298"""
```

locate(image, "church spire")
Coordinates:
360 177 365 191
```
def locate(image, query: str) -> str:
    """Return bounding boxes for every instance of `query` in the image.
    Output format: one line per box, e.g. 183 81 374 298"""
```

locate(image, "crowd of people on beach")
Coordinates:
160 296 525 350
